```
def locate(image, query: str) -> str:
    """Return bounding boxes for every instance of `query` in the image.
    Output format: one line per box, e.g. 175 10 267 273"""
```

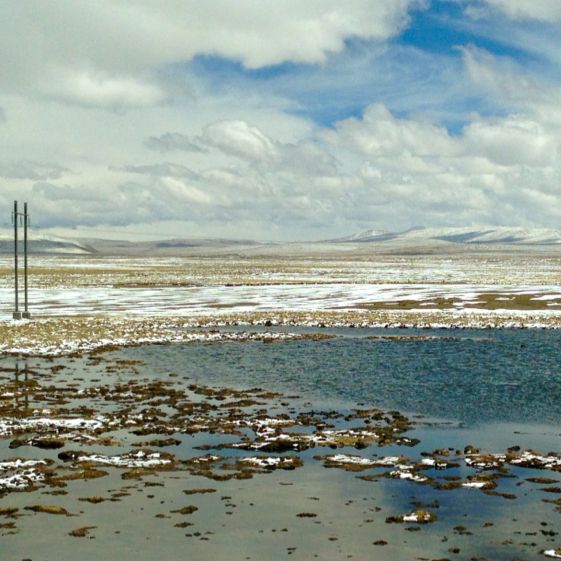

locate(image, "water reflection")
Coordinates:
128 328 561 425
13 360 30 411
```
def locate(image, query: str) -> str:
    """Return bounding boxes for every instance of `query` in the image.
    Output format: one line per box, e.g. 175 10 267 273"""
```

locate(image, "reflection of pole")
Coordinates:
23 202 30 319
24 360 29 409
14 360 19 409
13 200 21 319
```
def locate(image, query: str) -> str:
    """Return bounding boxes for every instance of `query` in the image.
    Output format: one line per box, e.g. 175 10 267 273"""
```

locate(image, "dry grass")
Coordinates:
2 253 561 288
0 315 336 356
1 254 560 355
359 293 561 311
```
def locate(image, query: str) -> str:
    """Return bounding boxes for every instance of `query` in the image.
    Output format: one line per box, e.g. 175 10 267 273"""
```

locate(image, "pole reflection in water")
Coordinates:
13 359 30 411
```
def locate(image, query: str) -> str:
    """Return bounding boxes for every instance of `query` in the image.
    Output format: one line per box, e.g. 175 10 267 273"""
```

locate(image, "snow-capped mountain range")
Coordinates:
1 226 561 256
331 226 561 245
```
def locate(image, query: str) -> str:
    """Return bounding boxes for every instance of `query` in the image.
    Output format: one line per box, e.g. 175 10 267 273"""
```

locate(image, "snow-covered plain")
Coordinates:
1 283 560 317
0 254 560 317
1 253 561 355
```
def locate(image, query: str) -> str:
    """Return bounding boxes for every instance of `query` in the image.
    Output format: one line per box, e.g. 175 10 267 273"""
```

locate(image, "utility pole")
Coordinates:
12 201 31 320
23 203 30 319
13 201 21 320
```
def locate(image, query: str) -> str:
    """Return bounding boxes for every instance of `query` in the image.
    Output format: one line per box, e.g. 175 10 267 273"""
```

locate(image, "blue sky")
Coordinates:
1 1 561 240
188 0 552 131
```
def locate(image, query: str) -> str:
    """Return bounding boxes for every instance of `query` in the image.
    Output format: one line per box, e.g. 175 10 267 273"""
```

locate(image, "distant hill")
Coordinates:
0 233 259 256
69 237 261 256
1 226 561 257
0 234 93 255
329 226 561 246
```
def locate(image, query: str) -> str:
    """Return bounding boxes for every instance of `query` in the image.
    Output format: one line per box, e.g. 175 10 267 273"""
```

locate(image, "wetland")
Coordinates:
1 327 560 561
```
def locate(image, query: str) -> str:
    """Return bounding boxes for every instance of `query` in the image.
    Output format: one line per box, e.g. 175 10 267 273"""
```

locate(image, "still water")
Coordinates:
133 327 561 425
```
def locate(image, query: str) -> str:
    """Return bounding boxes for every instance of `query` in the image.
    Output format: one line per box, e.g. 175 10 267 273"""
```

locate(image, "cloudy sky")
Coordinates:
1 1 561 241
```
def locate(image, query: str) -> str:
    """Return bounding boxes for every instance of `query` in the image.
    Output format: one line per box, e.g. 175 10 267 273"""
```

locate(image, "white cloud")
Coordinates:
318 93 561 230
462 46 561 124
117 163 199 180
44 71 168 110
145 133 205 153
464 117 558 167
0 160 70 181
3 90 560 238
0 1 422 110
324 103 460 159
480 0 561 22
2 2 561 240
32 182 99 202
201 120 280 164
157 177 213 206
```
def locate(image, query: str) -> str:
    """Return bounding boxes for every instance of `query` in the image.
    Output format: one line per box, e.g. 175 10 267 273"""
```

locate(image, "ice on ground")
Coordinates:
420 457 451 469
328 454 381 466
0 468 46 490
0 460 49 490
238 456 302 469
0 459 48 471
508 451 561 470
2 283 561 318
387 509 437 523
0 416 106 437
465 454 506 470
323 454 403 467
388 465 430 484
74 450 173 468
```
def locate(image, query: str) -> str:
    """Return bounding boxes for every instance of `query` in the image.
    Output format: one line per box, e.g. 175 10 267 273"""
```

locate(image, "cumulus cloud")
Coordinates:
325 103 460 159
464 117 558 167
5 91 561 238
318 94 561 230
2 2 561 239
200 119 338 176
0 1 423 109
201 120 280 164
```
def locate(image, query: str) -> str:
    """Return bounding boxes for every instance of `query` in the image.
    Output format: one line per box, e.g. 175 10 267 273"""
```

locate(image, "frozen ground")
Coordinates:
1 253 561 354
1 282 561 317
2 253 561 287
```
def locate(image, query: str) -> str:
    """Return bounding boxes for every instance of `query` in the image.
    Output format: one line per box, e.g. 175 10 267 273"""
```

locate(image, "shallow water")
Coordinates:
1 328 560 561
133 327 561 425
